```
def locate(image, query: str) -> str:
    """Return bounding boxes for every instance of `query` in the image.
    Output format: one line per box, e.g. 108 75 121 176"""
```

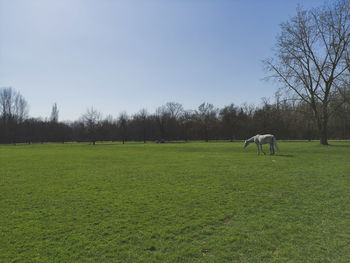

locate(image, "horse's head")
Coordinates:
244 140 249 148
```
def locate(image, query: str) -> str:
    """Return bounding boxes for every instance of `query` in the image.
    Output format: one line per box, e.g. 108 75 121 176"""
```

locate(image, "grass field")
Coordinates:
1 141 350 262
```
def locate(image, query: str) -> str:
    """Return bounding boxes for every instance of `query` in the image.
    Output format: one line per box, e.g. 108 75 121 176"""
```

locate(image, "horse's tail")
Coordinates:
274 137 279 151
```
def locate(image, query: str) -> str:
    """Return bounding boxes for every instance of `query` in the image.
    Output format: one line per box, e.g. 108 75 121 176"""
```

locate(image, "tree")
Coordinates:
81 107 102 145
0 87 28 122
0 87 29 143
179 110 194 141
50 103 59 123
117 112 129 144
133 109 149 143
165 102 184 140
155 106 168 141
165 102 184 119
220 104 238 141
100 115 117 142
265 0 350 145
196 102 218 142
341 55 350 104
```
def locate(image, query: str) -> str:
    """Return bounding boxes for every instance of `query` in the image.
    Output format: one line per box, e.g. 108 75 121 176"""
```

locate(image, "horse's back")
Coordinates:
257 134 275 143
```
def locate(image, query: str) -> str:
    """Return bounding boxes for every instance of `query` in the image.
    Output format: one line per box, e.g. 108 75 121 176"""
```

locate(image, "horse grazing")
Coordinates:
244 134 279 155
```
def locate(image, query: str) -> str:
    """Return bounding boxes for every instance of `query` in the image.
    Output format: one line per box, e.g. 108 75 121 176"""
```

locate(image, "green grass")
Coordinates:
1 141 350 262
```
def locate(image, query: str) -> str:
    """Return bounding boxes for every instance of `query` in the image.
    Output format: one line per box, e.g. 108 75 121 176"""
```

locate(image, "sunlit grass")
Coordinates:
1 141 350 262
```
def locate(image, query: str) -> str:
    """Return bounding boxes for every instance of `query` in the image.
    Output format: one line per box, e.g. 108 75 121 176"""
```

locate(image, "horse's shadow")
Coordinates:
276 154 294 158
327 144 350 148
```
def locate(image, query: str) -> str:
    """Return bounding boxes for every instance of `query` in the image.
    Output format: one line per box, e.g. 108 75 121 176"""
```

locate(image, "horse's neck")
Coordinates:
248 136 256 143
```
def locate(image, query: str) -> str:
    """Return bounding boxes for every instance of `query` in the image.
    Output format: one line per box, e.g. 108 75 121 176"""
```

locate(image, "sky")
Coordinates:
0 0 325 121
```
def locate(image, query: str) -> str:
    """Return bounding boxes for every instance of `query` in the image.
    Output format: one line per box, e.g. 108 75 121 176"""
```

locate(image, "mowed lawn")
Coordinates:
1 141 350 262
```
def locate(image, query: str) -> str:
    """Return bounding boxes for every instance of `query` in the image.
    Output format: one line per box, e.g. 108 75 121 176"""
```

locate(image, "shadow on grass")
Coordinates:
276 154 295 158
326 144 350 148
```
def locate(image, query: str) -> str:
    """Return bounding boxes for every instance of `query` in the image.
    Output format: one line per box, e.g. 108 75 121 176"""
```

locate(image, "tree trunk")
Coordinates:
312 103 329 145
320 130 328 145
204 126 209 142
319 119 329 145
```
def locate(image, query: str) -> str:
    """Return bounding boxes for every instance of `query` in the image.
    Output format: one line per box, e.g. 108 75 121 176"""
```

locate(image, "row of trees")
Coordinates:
1 87 349 144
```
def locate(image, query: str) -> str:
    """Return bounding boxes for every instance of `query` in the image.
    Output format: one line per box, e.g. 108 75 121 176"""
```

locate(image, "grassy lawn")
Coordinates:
1 141 350 262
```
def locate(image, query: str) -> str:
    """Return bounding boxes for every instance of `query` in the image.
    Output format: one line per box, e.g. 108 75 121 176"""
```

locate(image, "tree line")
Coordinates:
0 87 349 145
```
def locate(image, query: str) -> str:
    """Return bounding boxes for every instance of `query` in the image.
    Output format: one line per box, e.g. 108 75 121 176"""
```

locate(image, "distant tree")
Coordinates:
71 121 86 142
265 0 350 145
100 115 117 142
155 106 168 141
57 122 71 143
165 102 184 119
117 112 129 144
0 87 28 123
220 104 238 141
50 103 59 123
0 87 29 143
196 102 218 142
81 107 102 145
134 109 149 143
236 104 254 139
165 102 184 140
47 103 59 142
179 110 194 141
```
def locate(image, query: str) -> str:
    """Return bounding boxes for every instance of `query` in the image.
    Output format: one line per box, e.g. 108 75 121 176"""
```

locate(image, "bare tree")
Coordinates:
155 106 168 141
165 102 184 140
81 107 102 145
179 110 194 141
117 112 129 144
50 103 59 123
340 55 350 104
220 104 238 141
0 87 29 144
265 0 350 145
165 102 184 119
136 108 148 143
0 87 28 122
196 102 218 142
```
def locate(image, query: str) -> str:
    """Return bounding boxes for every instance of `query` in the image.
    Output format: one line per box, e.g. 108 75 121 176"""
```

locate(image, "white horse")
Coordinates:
244 134 279 155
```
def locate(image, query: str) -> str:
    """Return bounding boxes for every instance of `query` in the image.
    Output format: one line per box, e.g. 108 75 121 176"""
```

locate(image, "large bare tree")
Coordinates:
265 0 350 145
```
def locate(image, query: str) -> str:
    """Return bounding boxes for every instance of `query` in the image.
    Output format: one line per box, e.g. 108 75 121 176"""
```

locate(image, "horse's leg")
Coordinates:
270 143 274 155
256 143 260 155
260 144 266 155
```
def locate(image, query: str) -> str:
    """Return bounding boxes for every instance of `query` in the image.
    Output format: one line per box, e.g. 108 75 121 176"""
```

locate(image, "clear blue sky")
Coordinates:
0 0 324 121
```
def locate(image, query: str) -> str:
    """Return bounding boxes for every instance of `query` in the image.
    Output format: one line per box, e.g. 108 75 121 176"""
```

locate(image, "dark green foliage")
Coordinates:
1 142 350 262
